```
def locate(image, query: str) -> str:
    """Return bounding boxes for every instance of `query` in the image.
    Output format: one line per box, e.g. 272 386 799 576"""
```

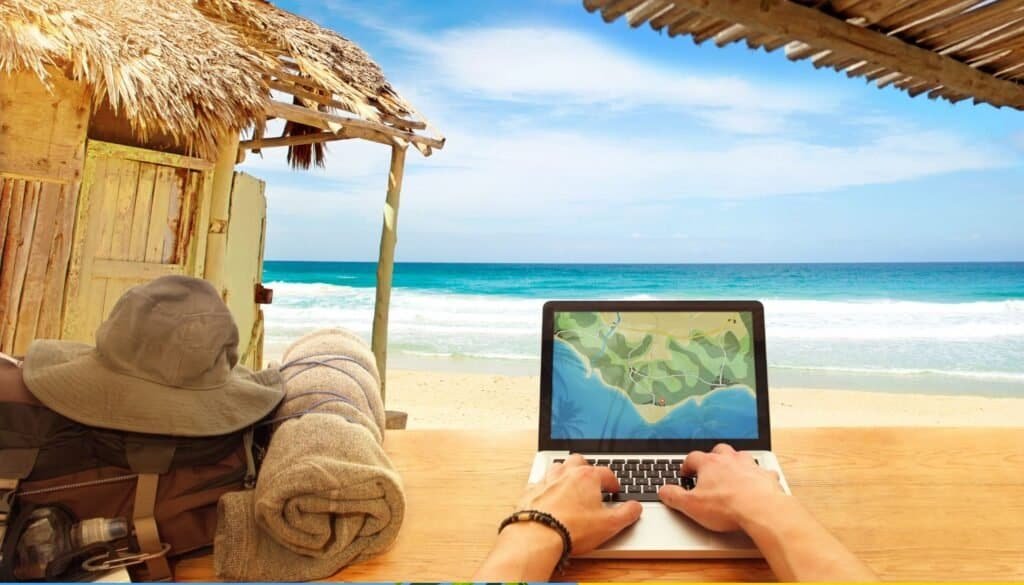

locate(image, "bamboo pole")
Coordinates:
371 144 407 413
203 133 240 297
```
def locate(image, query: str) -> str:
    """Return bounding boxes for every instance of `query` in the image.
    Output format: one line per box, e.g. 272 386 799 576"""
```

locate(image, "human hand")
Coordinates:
513 453 643 554
659 443 785 532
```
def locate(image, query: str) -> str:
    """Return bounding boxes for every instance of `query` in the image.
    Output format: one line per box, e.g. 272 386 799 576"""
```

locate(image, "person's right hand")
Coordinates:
658 443 785 532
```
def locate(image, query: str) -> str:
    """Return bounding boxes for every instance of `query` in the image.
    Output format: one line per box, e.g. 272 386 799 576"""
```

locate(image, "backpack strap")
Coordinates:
242 427 257 489
123 441 174 581
133 473 170 581
0 447 39 563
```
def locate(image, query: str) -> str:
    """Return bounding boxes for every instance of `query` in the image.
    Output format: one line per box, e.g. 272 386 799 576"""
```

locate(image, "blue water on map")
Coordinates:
261 261 1024 396
550 340 758 439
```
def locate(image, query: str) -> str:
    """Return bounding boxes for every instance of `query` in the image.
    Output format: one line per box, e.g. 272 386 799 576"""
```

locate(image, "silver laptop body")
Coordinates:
530 300 792 558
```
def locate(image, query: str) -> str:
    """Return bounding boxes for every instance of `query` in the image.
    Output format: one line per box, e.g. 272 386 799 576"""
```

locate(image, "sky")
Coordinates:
245 0 1024 263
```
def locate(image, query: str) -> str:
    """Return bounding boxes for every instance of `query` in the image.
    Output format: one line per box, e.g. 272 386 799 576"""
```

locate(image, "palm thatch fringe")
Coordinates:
0 0 429 164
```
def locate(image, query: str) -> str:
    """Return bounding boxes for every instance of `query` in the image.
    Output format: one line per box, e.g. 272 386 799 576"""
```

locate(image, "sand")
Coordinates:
385 369 1024 430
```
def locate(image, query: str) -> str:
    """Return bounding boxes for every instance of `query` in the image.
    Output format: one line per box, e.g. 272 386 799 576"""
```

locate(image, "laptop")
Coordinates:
528 300 792 558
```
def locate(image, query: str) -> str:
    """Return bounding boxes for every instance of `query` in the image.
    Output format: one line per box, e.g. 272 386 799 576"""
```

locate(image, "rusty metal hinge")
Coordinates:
255 283 273 305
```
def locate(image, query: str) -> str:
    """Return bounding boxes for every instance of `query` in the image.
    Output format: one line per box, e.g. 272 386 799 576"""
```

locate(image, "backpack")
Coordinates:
0 358 267 580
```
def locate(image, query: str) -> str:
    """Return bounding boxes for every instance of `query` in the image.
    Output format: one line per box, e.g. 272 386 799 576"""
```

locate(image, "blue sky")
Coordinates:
245 0 1024 263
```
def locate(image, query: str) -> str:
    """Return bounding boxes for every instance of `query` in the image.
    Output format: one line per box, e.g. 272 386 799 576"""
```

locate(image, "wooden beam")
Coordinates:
268 79 354 123
239 132 357 150
238 124 416 151
370 145 407 406
381 113 428 131
267 100 343 134
628 0 673 27
603 0 1024 108
269 76 428 131
87 140 214 170
266 101 446 150
602 0 647 22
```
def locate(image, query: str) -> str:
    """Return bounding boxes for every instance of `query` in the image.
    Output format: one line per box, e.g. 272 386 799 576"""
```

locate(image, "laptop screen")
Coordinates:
540 302 770 452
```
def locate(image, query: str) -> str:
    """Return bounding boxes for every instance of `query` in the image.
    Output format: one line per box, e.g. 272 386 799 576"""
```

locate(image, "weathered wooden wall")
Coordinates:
0 71 90 183
222 172 267 369
0 179 80 353
0 71 90 355
1 70 268 363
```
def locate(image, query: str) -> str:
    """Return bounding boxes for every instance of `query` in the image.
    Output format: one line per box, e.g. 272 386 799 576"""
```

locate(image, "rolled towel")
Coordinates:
213 329 404 581
272 328 386 441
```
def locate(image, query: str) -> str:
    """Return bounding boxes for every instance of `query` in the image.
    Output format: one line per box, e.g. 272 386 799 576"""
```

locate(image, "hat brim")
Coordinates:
23 340 284 437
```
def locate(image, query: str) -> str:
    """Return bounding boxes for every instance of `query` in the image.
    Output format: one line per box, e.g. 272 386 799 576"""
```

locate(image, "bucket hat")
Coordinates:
22 275 283 437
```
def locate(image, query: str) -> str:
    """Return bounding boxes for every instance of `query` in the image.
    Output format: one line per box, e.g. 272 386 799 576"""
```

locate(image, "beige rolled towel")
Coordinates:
213 329 404 581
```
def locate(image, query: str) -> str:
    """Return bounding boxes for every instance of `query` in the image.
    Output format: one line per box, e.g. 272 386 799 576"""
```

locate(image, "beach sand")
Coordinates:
386 369 1024 430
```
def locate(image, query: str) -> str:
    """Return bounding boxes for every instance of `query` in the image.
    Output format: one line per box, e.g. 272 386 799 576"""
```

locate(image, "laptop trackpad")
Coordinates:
583 503 756 557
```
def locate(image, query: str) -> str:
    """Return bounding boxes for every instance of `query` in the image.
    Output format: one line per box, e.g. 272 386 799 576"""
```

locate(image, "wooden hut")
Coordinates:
583 0 1024 108
0 0 444 399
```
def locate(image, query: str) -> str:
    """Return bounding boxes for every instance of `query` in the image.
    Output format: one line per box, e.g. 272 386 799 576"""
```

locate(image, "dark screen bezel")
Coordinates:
539 300 771 452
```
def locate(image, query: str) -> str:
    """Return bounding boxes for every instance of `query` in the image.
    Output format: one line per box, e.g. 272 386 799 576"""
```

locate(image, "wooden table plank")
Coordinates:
174 427 1024 582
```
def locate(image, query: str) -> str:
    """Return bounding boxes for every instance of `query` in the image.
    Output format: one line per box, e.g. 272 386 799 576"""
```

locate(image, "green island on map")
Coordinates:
554 311 756 424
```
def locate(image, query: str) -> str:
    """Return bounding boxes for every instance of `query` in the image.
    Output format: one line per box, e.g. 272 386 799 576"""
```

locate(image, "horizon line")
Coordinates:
262 259 1024 265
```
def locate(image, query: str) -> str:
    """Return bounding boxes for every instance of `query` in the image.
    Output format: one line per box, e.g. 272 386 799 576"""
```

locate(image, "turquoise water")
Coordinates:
265 262 1024 301
262 261 1024 397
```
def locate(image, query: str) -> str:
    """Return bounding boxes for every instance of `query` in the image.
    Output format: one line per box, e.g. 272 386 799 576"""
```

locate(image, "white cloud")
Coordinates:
417 129 1000 214
248 4 1018 262
253 123 1008 230
404 27 815 109
391 25 836 135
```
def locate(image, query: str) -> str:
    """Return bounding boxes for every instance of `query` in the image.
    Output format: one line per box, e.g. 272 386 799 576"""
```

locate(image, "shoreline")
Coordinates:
377 353 1024 398
265 340 1024 399
384 369 1024 430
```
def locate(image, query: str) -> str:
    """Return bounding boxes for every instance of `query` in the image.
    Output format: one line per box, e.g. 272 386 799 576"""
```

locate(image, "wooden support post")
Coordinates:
371 145 407 420
203 134 240 296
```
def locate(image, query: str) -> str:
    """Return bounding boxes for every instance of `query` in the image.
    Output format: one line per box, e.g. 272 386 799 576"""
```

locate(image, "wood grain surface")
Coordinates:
174 427 1024 582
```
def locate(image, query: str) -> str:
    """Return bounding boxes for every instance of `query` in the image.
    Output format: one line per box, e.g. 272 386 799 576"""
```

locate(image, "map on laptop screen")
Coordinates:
551 311 758 440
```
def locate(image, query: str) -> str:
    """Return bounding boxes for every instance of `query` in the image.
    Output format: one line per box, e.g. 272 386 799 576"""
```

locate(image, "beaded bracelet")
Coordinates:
498 509 572 573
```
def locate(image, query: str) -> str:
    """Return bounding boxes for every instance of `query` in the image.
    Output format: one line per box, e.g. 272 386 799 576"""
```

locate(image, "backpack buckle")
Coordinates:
0 478 19 567
82 543 171 573
0 479 18 511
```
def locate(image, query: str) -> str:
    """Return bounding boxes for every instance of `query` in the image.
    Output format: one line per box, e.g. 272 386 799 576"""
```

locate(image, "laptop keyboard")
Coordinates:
552 456 759 502
552 457 690 501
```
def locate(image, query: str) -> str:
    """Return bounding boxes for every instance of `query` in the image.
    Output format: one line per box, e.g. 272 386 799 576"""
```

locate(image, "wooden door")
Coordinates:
222 172 268 369
62 141 214 343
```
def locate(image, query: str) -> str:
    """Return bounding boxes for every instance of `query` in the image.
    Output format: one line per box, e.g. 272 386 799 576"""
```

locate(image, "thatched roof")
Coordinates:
584 0 1024 110
0 0 443 165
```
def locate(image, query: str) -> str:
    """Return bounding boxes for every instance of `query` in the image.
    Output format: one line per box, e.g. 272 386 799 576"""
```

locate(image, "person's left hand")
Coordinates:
513 453 643 554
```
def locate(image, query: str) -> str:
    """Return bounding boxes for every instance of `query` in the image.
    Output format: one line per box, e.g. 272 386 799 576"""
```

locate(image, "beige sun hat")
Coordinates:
22 275 284 437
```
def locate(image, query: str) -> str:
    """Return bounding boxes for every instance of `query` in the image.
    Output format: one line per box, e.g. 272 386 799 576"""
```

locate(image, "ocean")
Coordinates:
262 262 1024 397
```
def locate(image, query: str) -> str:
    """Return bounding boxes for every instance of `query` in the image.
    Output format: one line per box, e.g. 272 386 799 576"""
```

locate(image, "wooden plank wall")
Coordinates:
0 71 89 183
0 178 80 354
0 70 89 355
222 172 268 368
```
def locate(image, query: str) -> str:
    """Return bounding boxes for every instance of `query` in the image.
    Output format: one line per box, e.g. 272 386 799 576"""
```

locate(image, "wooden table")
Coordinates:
176 428 1024 581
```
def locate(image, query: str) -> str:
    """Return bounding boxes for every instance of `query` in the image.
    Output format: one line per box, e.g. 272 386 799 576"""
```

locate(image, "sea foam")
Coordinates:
262 281 1024 388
